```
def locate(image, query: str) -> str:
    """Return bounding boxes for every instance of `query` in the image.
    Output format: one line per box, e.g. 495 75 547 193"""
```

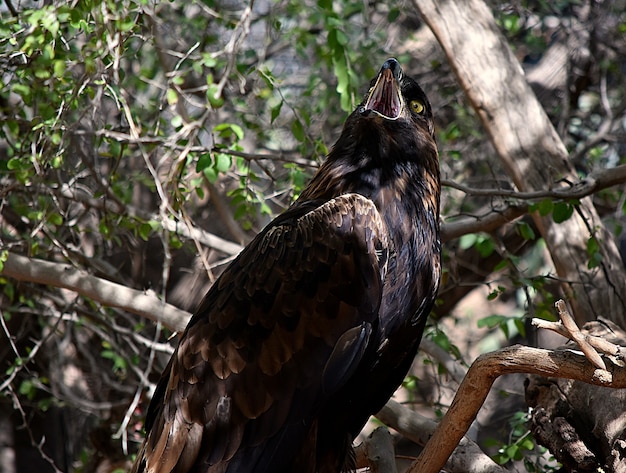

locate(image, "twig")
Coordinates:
531 299 626 370
557 300 606 370
6 386 64 473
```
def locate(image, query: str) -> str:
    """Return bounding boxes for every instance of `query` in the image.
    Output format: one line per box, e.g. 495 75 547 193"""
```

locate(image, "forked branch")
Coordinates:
408 299 626 473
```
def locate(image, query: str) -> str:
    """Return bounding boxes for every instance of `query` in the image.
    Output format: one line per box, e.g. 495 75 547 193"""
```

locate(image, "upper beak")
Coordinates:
363 58 403 120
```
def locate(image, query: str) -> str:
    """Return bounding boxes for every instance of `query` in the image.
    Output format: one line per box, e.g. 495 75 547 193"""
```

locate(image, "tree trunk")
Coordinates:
414 0 626 327
413 0 626 471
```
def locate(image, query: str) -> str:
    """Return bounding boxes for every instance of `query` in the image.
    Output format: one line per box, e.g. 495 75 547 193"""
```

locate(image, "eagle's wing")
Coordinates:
135 193 391 473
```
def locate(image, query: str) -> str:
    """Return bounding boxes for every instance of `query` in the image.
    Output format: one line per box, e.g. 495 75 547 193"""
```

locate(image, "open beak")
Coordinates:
363 58 403 120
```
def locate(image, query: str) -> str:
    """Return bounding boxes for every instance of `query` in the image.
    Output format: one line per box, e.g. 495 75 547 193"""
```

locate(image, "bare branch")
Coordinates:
376 400 508 473
1 252 191 333
441 163 626 201
556 300 607 370
441 204 527 242
354 427 399 473
408 344 626 473
532 301 626 369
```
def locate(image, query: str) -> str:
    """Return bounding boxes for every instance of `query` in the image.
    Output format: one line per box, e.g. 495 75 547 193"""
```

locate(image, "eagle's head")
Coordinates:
330 58 436 169
300 58 439 202
359 58 434 137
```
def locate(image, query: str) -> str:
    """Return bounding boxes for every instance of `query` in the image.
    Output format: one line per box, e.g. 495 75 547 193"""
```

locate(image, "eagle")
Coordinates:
132 58 441 473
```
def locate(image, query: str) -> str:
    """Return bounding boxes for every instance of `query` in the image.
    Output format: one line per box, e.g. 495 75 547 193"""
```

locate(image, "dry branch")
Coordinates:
376 400 508 473
532 300 626 371
408 344 626 473
410 298 626 473
1 252 191 332
441 163 626 201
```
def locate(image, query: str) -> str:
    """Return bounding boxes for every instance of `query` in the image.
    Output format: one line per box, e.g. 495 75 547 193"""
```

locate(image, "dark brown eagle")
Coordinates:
132 58 441 473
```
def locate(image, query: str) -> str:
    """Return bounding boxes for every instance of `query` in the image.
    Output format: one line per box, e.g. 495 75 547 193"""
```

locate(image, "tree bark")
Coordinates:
526 320 626 473
414 0 626 327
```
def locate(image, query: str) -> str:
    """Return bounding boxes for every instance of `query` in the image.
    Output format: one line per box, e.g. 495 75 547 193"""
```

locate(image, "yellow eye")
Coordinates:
410 100 424 114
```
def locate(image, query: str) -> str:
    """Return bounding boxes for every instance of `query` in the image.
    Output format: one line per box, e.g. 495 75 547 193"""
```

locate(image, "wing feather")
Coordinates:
136 193 391 473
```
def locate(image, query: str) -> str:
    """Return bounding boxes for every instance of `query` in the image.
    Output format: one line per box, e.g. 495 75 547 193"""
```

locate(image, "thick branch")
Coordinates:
2 252 191 332
355 427 399 473
376 400 508 473
408 345 626 473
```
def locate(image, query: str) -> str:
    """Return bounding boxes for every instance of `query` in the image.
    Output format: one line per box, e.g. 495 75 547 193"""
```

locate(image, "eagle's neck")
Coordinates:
298 139 440 245
299 135 441 334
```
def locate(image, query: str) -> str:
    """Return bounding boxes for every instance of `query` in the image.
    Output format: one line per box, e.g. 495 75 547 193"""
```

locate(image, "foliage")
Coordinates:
490 411 560 472
0 0 625 471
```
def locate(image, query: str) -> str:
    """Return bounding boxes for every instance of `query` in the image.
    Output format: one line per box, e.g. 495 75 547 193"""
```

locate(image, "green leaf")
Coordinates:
587 236 603 268
196 153 212 172
11 83 32 104
203 166 218 183
291 119 305 142
207 83 224 108
519 436 535 451
229 124 244 141
166 88 178 106
458 233 477 250
535 198 553 216
388 7 401 22
334 29 348 46
429 329 451 351
513 318 526 337
477 314 509 329
213 123 244 141
53 60 66 77
0 251 8 273
476 236 495 257
517 221 535 240
138 223 153 241
552 202 574 223
7 157 23 170
214 153 231 173
47 212 63 226
493 259 508 272
270 100 283 124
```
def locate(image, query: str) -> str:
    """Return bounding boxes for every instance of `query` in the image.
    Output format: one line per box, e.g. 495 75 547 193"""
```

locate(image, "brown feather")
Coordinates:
132 58 441 473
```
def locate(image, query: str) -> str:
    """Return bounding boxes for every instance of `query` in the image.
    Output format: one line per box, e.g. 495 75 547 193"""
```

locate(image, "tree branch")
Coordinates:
1 252 191 333
376 400 508 473
354 427 399 473
47 183 244 256
441 204 527 242
409 344 626 473
442 163 626 201
532 301 626 369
